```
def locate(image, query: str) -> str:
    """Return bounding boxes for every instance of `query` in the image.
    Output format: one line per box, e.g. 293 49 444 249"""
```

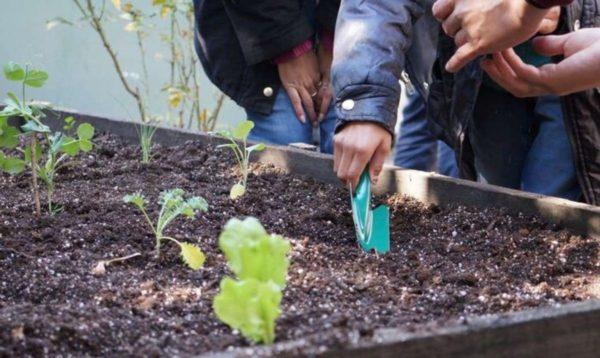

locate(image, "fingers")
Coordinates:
532 34 569 57
346 148 373 189
481 52 546 97
441 12 461 38
333 134 343 173
317 84 332 123
538 6 560 34
454 29 469 48
445 42 478 73
369 142 390 185
432 0 455 21
298 86 318 125
286 86 306 123
501 49 543 84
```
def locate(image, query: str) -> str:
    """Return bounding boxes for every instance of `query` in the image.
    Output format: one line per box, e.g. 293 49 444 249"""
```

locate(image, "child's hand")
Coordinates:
333 122 392 189
481 29 600 97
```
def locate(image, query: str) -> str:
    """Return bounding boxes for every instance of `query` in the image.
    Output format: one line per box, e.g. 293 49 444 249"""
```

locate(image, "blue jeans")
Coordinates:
246 89 337 154
471 87 581 201
394 90 459 177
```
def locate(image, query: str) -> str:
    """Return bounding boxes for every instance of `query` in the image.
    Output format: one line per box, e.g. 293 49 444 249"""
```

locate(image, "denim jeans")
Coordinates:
246 89 337 154
394 89 459 177
471 86 581 201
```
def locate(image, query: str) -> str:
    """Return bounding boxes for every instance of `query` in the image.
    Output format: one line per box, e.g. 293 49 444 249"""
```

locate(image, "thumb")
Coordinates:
369 143 389 185
533 34 569 57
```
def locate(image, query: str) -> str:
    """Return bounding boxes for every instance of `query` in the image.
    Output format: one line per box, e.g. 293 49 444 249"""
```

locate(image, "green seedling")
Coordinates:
0 61 95 216
213 217 291 344
123 189 208 270
215 120 265 199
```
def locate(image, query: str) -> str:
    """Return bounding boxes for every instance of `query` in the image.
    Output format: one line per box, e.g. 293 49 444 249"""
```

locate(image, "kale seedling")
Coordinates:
0 62 95 216
123 189 208 270
215 120 265 199
213 217 291 344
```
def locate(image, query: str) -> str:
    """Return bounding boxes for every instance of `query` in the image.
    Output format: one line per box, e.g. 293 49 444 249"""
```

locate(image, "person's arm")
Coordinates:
431 0 571 72
332 0 425 187
481 29 600 97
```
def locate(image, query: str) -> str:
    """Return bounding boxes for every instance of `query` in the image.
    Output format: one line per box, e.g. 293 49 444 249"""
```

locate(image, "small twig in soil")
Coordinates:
0 247 35 259
92 252 142 276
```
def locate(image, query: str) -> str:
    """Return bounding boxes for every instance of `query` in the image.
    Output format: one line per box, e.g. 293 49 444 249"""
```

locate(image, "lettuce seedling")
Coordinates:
215 120 265 199
213 217 291 344
0 62 95 216
123 189 208 270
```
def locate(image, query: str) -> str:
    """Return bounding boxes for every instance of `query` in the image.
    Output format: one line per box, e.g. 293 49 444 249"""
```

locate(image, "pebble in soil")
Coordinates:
0 133 598 356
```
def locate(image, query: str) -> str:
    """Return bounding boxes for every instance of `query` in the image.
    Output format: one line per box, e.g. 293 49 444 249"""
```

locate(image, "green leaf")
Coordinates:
3 62 25 81
216 143 237 150
63 116 75 131
5 92 21 111
79 139 93 152
215 129 233 139
247 143 266 154
60 138 80 156
0 152 26 175
21 120 50 133
229 183 246 200
232 120 254 141
180 242 205 270
123 192 146 210
76 123 94 140
219 217 291 288
0 123 20 149
213 277 282 344
24 69 49 88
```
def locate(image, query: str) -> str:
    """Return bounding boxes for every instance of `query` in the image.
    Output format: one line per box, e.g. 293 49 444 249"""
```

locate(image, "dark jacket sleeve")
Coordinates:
526 0 574 8
316 0 340 32
331 0 426 135
221 0 314 65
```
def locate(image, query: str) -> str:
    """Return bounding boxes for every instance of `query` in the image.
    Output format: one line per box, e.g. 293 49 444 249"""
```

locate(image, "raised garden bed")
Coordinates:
1 111 600 357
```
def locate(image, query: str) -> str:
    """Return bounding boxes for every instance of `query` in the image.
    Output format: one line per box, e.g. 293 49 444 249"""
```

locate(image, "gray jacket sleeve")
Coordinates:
331 0 426 135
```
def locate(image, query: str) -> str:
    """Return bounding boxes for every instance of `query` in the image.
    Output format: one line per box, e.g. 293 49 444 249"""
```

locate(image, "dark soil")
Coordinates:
1 134 599 357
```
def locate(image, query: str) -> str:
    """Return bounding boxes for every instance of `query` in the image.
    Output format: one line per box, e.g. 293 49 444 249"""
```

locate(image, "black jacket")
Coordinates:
193 0 339 115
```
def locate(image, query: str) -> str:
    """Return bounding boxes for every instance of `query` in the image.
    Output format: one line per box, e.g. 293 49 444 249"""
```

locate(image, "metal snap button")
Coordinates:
341 99 355 111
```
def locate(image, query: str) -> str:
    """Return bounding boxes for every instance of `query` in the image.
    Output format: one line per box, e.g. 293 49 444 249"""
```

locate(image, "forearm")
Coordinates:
332 0 425 135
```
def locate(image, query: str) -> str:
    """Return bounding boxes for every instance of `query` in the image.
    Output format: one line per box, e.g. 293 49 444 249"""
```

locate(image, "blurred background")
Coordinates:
0 0 244 130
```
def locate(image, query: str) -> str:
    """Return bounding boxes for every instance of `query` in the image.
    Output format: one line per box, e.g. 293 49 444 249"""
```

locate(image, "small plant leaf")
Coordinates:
232 120 254 141
213 277 282 344
0 153 26 175
3 62 25 81
230 183 246 200
0 123 20 149
77 123 94 140
219 218 291 288
79 139 93 152
247 143 266 154
60 138 80 156
123 193 146 210
23 142 42 164
21 120 50 133
23 69 49 88
180 242 205 270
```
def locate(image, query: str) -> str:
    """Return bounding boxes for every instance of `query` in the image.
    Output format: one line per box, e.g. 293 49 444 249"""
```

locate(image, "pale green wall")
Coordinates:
0 0 244 128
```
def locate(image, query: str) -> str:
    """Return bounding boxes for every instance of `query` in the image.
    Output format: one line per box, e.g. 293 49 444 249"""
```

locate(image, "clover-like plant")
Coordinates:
215 120 265 199
123 189 208 270
0 62 95 216
213 217 291 344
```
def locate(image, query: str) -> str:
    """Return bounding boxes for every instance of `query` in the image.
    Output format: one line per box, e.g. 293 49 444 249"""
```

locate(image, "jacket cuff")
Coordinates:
525 0 573 9
334 89 398 137
271 39 314 64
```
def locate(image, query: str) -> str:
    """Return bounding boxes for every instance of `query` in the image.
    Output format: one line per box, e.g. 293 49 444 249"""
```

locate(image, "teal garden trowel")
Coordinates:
349 169 390 254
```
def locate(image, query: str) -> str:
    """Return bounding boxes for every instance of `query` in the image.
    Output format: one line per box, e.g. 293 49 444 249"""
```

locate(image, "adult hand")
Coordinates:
432 0 550 73
333 122 392 189
278 50 320 124
316 45 333 125
481 29 600 97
